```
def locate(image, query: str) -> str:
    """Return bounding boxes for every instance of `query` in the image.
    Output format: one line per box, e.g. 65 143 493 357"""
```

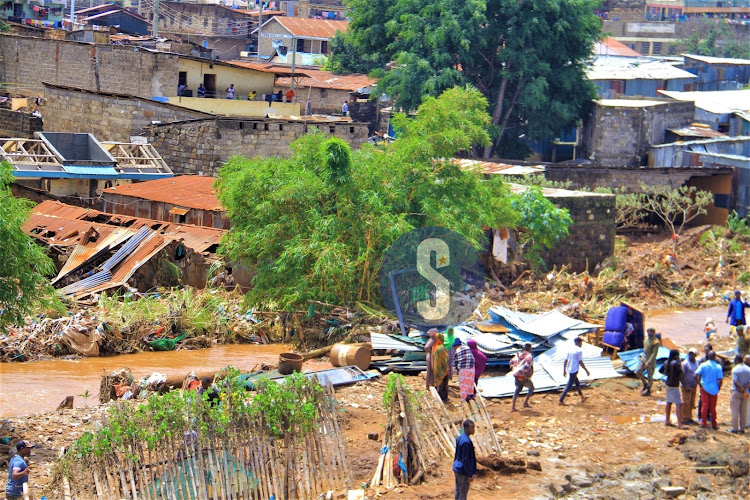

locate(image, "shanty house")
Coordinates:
2 132 172 202
76 5 150 36
680 54 750 91
274 68 375 115
102 175 229 230
254 17 347 60
659 89 750 135
588 55 697 98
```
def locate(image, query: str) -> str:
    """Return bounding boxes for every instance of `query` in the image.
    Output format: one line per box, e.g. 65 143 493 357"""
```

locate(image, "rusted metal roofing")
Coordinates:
268 17 348 39
27 200 225 254
454 159 546 176
275 68 376 91
102 175 223 211
52 226 134 283
668 125 727 139
594 37 641 57
225 60 308 77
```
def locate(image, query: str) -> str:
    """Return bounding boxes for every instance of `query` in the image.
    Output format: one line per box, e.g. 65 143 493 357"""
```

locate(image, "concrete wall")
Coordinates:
144 118 370 176
167 97 300 117
543 193 616 272
0 33 178 98
581 100 695 167
545 165 726 193
42 84 212 142
273 84 350 115
0 108 43 137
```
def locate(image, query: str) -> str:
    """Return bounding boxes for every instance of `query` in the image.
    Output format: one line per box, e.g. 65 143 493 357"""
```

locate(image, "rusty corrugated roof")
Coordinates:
275 68 375 91
102 176 224 211
225 60 308 77
27 200 225 254
454 159 546 176
594 37 641 57
52 226 134 283
271 17 347 39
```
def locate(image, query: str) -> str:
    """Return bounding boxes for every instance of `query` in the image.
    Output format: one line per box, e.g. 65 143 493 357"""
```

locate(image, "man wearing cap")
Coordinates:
681 348 700 425
727 291 749 329
6 441 33 500
637 328 660 396
559 337 590 406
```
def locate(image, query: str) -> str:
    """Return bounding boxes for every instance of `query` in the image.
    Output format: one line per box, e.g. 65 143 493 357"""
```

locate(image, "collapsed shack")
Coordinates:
51 377 352 500
23 200 232 297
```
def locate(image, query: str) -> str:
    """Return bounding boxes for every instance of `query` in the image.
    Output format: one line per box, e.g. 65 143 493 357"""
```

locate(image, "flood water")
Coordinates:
647 305 727 346
0 344 318 418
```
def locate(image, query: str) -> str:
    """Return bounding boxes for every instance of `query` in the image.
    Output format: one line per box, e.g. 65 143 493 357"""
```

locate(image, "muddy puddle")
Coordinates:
0 344 331 418
646 305 727 346
602 414 666 424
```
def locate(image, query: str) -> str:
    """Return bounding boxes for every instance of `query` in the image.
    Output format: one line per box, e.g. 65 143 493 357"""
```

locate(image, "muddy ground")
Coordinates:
3 370 750 499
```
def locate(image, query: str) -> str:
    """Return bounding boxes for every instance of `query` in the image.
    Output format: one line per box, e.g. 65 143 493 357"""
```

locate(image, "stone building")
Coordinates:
274 67 375 115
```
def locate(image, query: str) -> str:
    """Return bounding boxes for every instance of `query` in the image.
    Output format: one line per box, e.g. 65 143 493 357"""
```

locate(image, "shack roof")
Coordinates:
667 125 727 139
224 60 308 77
102 175 223 211
27 200 225 254
454 159 545 176
275 68 376 91
594 37 641 57
682 54 750 66
658 89 750 115
587 56 696 81
255 17 347 39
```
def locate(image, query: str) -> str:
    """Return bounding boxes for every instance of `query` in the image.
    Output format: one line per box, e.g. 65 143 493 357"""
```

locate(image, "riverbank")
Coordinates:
3 371 749 499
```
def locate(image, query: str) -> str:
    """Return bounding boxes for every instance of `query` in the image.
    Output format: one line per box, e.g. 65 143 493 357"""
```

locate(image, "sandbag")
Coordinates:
604 306 628 334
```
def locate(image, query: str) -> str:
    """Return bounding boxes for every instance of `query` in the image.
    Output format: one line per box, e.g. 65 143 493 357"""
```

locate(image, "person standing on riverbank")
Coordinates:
664 349 684 429
727 290 749 330
453 339 476 402
6 440 33 500
559 337 589 406
736 326 750 357
432 333 450 402
510 343 534 411
681 348 699 425
424 328 438 390
696 351 723 429
730 354 750 434
637 328 660 396
453 420 476 500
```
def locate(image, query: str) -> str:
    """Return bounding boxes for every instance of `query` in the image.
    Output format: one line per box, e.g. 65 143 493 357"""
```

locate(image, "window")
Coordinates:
626 44 635 51
321 41 328 54
652 42 662 55
640 42 651 55
320 89 328 98
349 126 354 133
178 72 187 86
296 39 305 52
204 19 208 27
279 124 284 131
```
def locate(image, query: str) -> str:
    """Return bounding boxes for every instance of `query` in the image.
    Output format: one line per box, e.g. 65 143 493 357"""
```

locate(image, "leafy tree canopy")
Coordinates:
329 0 602 157
0 162 60 331
679 19 750 60
216 87 571 310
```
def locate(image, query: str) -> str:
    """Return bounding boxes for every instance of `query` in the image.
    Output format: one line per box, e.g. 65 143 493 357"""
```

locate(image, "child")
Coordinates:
704 317 716 340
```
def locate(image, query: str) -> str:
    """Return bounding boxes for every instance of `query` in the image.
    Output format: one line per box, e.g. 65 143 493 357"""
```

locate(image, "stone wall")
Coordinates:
42 84 212 142
544 165 728 194
144 118 370 175
581 100 695 167
0 108 43 137
543 192 616 272
273 85 350 115
0 34 179 99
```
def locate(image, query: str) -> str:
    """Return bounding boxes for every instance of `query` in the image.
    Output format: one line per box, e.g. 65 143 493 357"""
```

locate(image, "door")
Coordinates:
203 74 216 99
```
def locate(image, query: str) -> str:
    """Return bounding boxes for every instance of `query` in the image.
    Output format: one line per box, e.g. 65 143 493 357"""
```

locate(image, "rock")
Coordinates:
527 460 542 471
692 475 711 492
640 495 656 500
548 482 565 497
526 449 541 457
367 432 379 441
653 477 672 490
660 486 686 498
639 464 654 476
729 458 749 477
571 475 593 488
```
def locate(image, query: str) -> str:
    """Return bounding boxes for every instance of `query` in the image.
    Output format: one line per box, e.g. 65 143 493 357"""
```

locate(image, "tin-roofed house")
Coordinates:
2 132 172 205
588 55 697 98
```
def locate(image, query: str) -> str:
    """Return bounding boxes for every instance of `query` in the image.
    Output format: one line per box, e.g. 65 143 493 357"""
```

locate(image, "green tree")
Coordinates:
512 186 573 269
216 87 571 310
329 0 602 157
680 19 750 59
639 184 713 246
0 162 59 330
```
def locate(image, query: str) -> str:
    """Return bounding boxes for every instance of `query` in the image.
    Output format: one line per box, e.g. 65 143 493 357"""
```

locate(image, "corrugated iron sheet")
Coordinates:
273 17 348 39
102 176 223 211
52 226 133 283
371 332 420 352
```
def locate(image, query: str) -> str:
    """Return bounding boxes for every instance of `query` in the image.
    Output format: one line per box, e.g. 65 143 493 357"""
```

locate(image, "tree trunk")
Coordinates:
484 78 509 158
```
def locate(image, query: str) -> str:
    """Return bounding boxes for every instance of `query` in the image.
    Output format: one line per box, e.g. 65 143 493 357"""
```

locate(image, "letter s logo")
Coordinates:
416 238 450 321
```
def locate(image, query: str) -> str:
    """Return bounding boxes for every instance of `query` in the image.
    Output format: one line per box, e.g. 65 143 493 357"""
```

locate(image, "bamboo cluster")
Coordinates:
55 380 351 500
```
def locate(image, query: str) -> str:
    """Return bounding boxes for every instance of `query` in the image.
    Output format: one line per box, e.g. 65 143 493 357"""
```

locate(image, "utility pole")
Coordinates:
137 0 142 16
69 0 75 23
153 0 160 37
290 37 296 90
256 0 263 62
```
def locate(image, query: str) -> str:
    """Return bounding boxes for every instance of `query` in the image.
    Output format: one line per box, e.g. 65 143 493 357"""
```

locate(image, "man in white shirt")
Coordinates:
559 337 590 406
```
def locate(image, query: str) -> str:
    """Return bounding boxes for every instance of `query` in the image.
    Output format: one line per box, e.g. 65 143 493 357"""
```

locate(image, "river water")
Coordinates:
0 305 731 418
0 344 320 418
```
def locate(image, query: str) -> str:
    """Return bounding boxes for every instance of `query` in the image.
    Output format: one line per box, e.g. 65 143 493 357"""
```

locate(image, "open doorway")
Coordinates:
203 74 216 98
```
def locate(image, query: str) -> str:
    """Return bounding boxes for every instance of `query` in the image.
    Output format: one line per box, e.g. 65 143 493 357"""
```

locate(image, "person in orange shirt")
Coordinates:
285 88 295 102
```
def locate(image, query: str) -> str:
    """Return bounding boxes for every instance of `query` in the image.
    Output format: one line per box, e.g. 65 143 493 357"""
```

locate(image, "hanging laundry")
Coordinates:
492 228 509 264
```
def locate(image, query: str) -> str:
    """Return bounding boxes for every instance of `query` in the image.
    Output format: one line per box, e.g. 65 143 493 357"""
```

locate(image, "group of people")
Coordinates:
424 328 487 403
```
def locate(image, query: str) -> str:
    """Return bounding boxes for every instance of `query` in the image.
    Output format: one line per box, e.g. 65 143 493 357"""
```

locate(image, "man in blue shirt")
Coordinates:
696 351 724 430
453 420 476 500
727 290 749 328
6 440 33 500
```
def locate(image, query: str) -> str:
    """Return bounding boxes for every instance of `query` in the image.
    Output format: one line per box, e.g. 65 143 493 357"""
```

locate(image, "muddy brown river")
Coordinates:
0 305 731 418
0 344 312 418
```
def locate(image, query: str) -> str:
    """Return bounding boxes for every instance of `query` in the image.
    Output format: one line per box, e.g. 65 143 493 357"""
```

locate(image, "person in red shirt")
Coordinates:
285 88 295 103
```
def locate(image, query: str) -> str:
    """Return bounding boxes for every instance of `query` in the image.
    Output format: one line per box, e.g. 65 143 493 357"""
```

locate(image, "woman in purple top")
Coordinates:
468 339 487 383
